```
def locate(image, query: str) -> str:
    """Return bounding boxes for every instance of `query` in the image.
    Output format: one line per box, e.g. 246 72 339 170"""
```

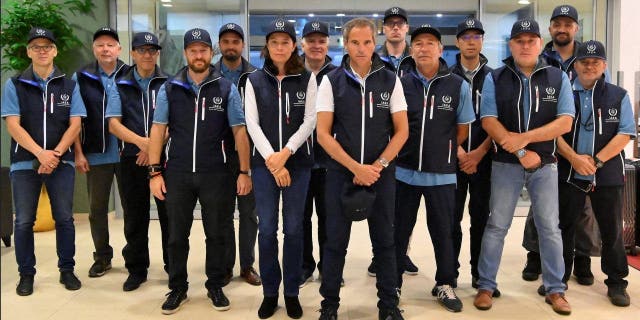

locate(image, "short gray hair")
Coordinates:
342 18 376 43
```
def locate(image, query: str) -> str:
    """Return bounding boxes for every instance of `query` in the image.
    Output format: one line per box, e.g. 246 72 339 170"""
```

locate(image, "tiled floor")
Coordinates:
2 206 639 319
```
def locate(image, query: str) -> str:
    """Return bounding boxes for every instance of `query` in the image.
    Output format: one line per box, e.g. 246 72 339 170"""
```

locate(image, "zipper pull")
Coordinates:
201 97 205 121
535 86 539 112
50 93 54 113
597 108 602 135
369 91 373 118
448 140 452 164
429 95 435 120
475 90 480 115
285 92 290 124
152 90 156 109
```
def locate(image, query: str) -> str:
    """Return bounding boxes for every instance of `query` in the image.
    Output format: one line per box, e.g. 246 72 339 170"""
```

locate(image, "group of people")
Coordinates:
2 4 635 320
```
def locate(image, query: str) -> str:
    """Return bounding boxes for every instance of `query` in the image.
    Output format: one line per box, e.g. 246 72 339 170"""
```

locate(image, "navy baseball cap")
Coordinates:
93 27 119 42
576 40 606 61
132 32 161 49
28 27 56 44
384 7 408 23
510 19 541 39
219 23 244 41
551 5 579 23
411 24 441 42
265 19 296 42
302 21 329 37
183 28 212 49
456 18 485 38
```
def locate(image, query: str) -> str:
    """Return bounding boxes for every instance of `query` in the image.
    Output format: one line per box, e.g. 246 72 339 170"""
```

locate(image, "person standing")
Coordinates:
376 7 412 77
106 31 170 290
73 27 127 280
148 28 252 315
299 20 338 288
213 22 262 287
2 27 86 295
472 19 574 315
317 17 409 320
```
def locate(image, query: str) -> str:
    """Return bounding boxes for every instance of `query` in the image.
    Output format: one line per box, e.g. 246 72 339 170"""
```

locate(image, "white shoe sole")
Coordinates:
161 297 189 315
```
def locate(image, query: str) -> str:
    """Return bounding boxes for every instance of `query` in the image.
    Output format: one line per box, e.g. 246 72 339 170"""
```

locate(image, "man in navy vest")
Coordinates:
473 19 574 315
449 18 496 294
394 24 475 313
299 20 338 288
73 27 128 279
2 27 86 295
106 32 170 291
148 28 251 315
212 22 261 287
553 41 634 307
376 7 413 77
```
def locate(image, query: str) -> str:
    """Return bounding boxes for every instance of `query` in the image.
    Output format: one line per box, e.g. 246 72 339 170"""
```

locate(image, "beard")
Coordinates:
552 34 572 47
189 59 210 73
223 51 240 62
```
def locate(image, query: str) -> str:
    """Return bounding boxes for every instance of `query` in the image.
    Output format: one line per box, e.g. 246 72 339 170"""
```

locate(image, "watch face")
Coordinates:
516 149 526 158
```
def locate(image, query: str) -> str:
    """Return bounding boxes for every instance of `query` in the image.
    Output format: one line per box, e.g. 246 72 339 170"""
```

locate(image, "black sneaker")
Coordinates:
299 270 314 288
607 286 631 307
379 307 404 320
522 251 541 281
123 274 147 291
59 271 81 290
434 285 463 312
367 260 377 277
403 256 418 275
258 296 278 319
207 287 230 311
88 260 112 278
318 305 338 320
284 295 303 319
16 274 34 296
472 277 501 297
161 289 188 314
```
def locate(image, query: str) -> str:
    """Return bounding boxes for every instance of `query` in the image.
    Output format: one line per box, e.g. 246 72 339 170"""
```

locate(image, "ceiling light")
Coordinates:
436 13 443 18
336 13 345 17
161 0 171 2
308 13 315 17
518 0 531 4
288 19 296 23
372 13 379 18
162 3 172 7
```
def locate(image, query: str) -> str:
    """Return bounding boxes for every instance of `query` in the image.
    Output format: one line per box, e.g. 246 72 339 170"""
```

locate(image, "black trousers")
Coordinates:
86 163 122 263
119 157 169 275
302 167 328 275
453 157 491 279
164 169 235 291
558 182 628 288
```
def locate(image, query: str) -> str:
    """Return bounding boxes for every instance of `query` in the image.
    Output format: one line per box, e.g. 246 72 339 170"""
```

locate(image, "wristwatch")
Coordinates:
239 170 251 176
593 156 604 169
515 149 527 159
377 157 390 168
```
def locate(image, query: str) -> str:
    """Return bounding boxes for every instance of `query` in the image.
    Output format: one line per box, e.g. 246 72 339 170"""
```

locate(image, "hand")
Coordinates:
136 151 149 166
137 137 150 153
352 164 381 186
519 150 542 170
272 167 291 188
75 152 90 173
237 173 252 195
37 150 60 171
570 154 597 176
266 149 290 172
500 132 530 153
150 175 167 200
37 164 54 175
459 148 486 174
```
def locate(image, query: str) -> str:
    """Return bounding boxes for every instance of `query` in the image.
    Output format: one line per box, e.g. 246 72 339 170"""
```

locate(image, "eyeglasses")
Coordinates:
28 45 55 52
134 47 159 55
384 21 407 28
580 112 594 132
459 34 483 41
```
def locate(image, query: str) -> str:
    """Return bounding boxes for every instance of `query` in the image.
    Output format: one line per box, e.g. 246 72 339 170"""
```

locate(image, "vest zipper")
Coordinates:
369 91 373 118
360 83 366 163
41 74 65 151
418 87 428 171
285 92 290 124
597 108 602 135
535 85 539 112
448 139 452 164
192 77 220 172
278 80 283 150
101 89 106 153
221 140 227 163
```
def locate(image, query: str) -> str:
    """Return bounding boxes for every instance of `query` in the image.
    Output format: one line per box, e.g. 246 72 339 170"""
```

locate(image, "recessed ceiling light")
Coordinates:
162 3 172 7
336 13 345 17
518 0 531 4
288 19 296 23
372 13 379 18
161 0 171 2
308 13 315 17
436 13 443 18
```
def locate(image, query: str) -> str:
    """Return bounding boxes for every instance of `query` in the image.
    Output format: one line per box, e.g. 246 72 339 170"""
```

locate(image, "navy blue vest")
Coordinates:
76 60 128 153
10 66 76 163
164 66 235 173
247 65 314 169
325 53 397 171
114 66 168 157
308 56 338 168
450 53 493 152
541 40 580 82
491 57 564 165
398 58 463 173
559 77 628 186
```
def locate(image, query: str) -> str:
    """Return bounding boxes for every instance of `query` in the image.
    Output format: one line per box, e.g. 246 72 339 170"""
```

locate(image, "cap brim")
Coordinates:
384 14 408 23
576 55 606 61
219 29 244 40
550 15 578 23
133 43 162 50
303 31 329 38
510 31 541 39
184 40 212 49
93 30 119 42
28 36 56 44
456 27 485 37
412 28 441 41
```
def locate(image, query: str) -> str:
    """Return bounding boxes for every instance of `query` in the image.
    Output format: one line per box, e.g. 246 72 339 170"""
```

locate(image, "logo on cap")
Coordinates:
226 23 235 29
546 87 556 95
213 97 223 105
608 108 618 117
35 29 46 36
381 92 390 101
521 20 531 29
421 24 432 28
560 6 570 14
586 44 597 54
442 95 452 104
192 29 201 39
275 20 285 30
297 91 306 100
466 19 475 27
312 22 320 30
391 7 399 14
145 34 153 42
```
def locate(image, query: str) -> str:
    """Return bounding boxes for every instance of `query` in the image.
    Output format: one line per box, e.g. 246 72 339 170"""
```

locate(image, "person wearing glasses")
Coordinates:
2 27 86 296
105 32 170 291
473 19 574 315
73 27 128 281
377 7 413 77
554 41 634 307
448 18 497 295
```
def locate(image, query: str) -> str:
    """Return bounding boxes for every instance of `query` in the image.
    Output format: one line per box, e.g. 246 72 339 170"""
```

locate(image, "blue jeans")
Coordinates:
252 166 310 297
477 161 565 294
11 164 76 275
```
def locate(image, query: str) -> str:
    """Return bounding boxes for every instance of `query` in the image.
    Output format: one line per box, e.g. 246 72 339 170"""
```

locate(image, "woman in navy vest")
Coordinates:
244 19 317 319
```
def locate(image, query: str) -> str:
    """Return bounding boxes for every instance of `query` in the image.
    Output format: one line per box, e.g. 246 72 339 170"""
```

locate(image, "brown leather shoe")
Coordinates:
240 267 262 286
474 289 493 310
545 293 571 315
